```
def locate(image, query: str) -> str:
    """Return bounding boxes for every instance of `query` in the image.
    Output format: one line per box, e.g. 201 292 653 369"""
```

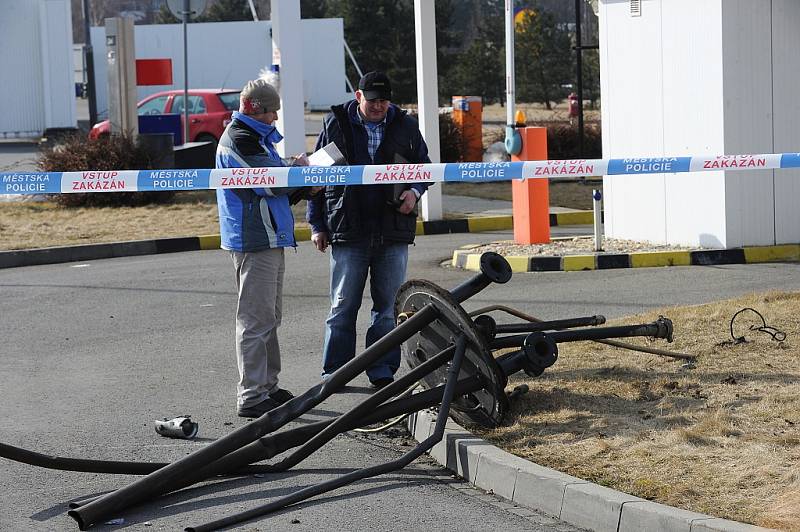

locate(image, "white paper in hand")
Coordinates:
308 142 345 167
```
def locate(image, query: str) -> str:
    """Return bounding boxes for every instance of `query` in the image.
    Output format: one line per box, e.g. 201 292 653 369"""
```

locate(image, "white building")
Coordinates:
599 0 800 248
0 0 76 138
89 19 349 118
0 5 349 138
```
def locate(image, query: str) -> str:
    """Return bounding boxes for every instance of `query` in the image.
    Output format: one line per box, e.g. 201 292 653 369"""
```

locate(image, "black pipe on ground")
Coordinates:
490 318 673 349
183 335 470 532
69 305 440 530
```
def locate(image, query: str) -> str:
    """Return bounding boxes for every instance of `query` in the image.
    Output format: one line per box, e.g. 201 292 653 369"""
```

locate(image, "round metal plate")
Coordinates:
395 280 509 428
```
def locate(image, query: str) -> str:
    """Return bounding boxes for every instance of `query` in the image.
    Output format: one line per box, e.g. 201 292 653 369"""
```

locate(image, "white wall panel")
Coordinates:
661 0 727 247
0 1 46 137
600 0 666 242
771 0 800 244
39 0 76 129
91 19 348 119
721 1 775 247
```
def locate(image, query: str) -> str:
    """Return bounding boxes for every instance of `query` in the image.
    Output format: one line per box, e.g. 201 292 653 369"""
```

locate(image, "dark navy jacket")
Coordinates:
306 100 430 245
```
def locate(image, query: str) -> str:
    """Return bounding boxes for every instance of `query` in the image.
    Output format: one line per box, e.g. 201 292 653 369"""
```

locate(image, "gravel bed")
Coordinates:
465 236 698 256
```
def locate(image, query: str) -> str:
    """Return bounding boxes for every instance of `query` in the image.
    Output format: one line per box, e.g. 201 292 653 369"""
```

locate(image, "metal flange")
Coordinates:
395 279 509 428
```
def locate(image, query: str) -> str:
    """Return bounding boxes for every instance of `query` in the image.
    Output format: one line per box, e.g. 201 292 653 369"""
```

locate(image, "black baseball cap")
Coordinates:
358 71 392 101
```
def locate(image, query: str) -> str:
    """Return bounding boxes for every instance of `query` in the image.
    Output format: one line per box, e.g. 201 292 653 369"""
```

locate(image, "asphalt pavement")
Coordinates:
2 230 798 531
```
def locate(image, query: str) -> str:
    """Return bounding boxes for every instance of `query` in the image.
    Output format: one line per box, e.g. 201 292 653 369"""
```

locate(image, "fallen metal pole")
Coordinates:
490 318 673 349
69 259 512 530
151 344 457 499
69 305 440 530
493 315 606 334
184 334 470 532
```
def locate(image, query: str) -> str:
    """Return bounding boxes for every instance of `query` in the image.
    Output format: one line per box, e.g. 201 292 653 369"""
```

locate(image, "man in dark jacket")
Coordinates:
307 71 430 388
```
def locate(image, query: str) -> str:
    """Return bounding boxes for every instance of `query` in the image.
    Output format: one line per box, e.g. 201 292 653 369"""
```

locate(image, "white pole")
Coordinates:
414 0 443 221
505 0 515 127
182 0 190 144
270 0 305 157
247 0 259 20
593 189 603 251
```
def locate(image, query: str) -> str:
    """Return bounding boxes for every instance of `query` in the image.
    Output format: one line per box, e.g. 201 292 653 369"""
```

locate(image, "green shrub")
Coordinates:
537 121 602 160
406 111 466 163
38 133 176 208
438 112 466 163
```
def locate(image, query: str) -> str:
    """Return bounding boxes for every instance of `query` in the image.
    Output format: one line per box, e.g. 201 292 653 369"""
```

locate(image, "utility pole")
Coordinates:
82 0 98 127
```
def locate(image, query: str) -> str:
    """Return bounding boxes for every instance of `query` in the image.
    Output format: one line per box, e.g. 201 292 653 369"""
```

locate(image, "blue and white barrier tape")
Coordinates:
3 153 800 195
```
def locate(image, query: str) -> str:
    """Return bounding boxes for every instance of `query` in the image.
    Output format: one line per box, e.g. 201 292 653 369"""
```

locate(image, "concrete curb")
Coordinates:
408 409 774 532
0 212 589 270
452 243 800 272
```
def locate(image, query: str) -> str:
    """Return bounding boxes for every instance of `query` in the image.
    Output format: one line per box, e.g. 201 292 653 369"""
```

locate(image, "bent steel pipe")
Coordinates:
449 252 512 303
490 318 674 349
69 254 512 529
184 335 471 532
69 305 440 531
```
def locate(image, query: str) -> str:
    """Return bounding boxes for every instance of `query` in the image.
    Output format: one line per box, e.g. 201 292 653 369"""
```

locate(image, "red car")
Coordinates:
89 89 241 144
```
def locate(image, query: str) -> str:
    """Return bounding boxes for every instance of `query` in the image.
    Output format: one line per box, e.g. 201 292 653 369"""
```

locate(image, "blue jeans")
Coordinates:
321 243 409 382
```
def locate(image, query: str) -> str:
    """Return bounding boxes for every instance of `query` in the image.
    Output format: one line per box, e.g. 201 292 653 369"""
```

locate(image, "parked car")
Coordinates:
89 89 241 144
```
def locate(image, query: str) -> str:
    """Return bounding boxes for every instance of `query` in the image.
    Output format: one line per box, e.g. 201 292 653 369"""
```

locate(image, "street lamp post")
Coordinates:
82 0 98 127
573 0 599 157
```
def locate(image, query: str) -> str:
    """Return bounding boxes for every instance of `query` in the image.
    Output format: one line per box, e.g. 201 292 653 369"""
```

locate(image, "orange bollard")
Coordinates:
452 96 483 162
511 127 550 244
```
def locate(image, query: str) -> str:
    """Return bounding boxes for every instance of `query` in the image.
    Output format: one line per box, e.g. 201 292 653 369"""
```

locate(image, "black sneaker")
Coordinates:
237 396 280 418
370 377 394 390
269 388 294 404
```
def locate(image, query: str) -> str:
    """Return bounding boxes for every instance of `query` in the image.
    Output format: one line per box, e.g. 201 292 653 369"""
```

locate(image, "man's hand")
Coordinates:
397 189 418 215
292 153 310 167
310 186 324 195
311 231 329 252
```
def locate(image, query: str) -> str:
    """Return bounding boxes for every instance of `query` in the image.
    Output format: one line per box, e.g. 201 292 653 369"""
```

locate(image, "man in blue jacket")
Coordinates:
217 78 311 418
307 71 430 388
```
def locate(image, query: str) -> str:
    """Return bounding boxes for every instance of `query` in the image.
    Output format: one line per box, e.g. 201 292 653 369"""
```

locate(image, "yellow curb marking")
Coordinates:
555 211 594 225
505 256 530 272
464 253 482 271
294 227 312 242
198 234 221 250
630 251 691 268
562 255 595 271
467 216 514 232
744 244 800 263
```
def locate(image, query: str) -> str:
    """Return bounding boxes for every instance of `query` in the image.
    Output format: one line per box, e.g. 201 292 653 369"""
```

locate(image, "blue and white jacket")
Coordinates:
216 112 296 252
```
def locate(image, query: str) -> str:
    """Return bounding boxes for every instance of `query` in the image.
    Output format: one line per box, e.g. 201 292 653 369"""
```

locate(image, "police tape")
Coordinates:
3 153 800 195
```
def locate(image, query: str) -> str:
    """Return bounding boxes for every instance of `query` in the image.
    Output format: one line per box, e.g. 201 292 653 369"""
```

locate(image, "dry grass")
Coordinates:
443 180 597 210
0 181 594 251
480 291 800 529
0 192 310 251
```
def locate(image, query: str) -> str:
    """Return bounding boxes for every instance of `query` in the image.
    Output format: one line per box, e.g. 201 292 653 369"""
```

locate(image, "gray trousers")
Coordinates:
230 248 285 409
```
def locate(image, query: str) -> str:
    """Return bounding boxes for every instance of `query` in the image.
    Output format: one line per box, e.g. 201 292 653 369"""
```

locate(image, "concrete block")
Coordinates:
560 482 644 532
513 462 588 519
473 446 524 500
619 501 711 532
691 518 778 532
